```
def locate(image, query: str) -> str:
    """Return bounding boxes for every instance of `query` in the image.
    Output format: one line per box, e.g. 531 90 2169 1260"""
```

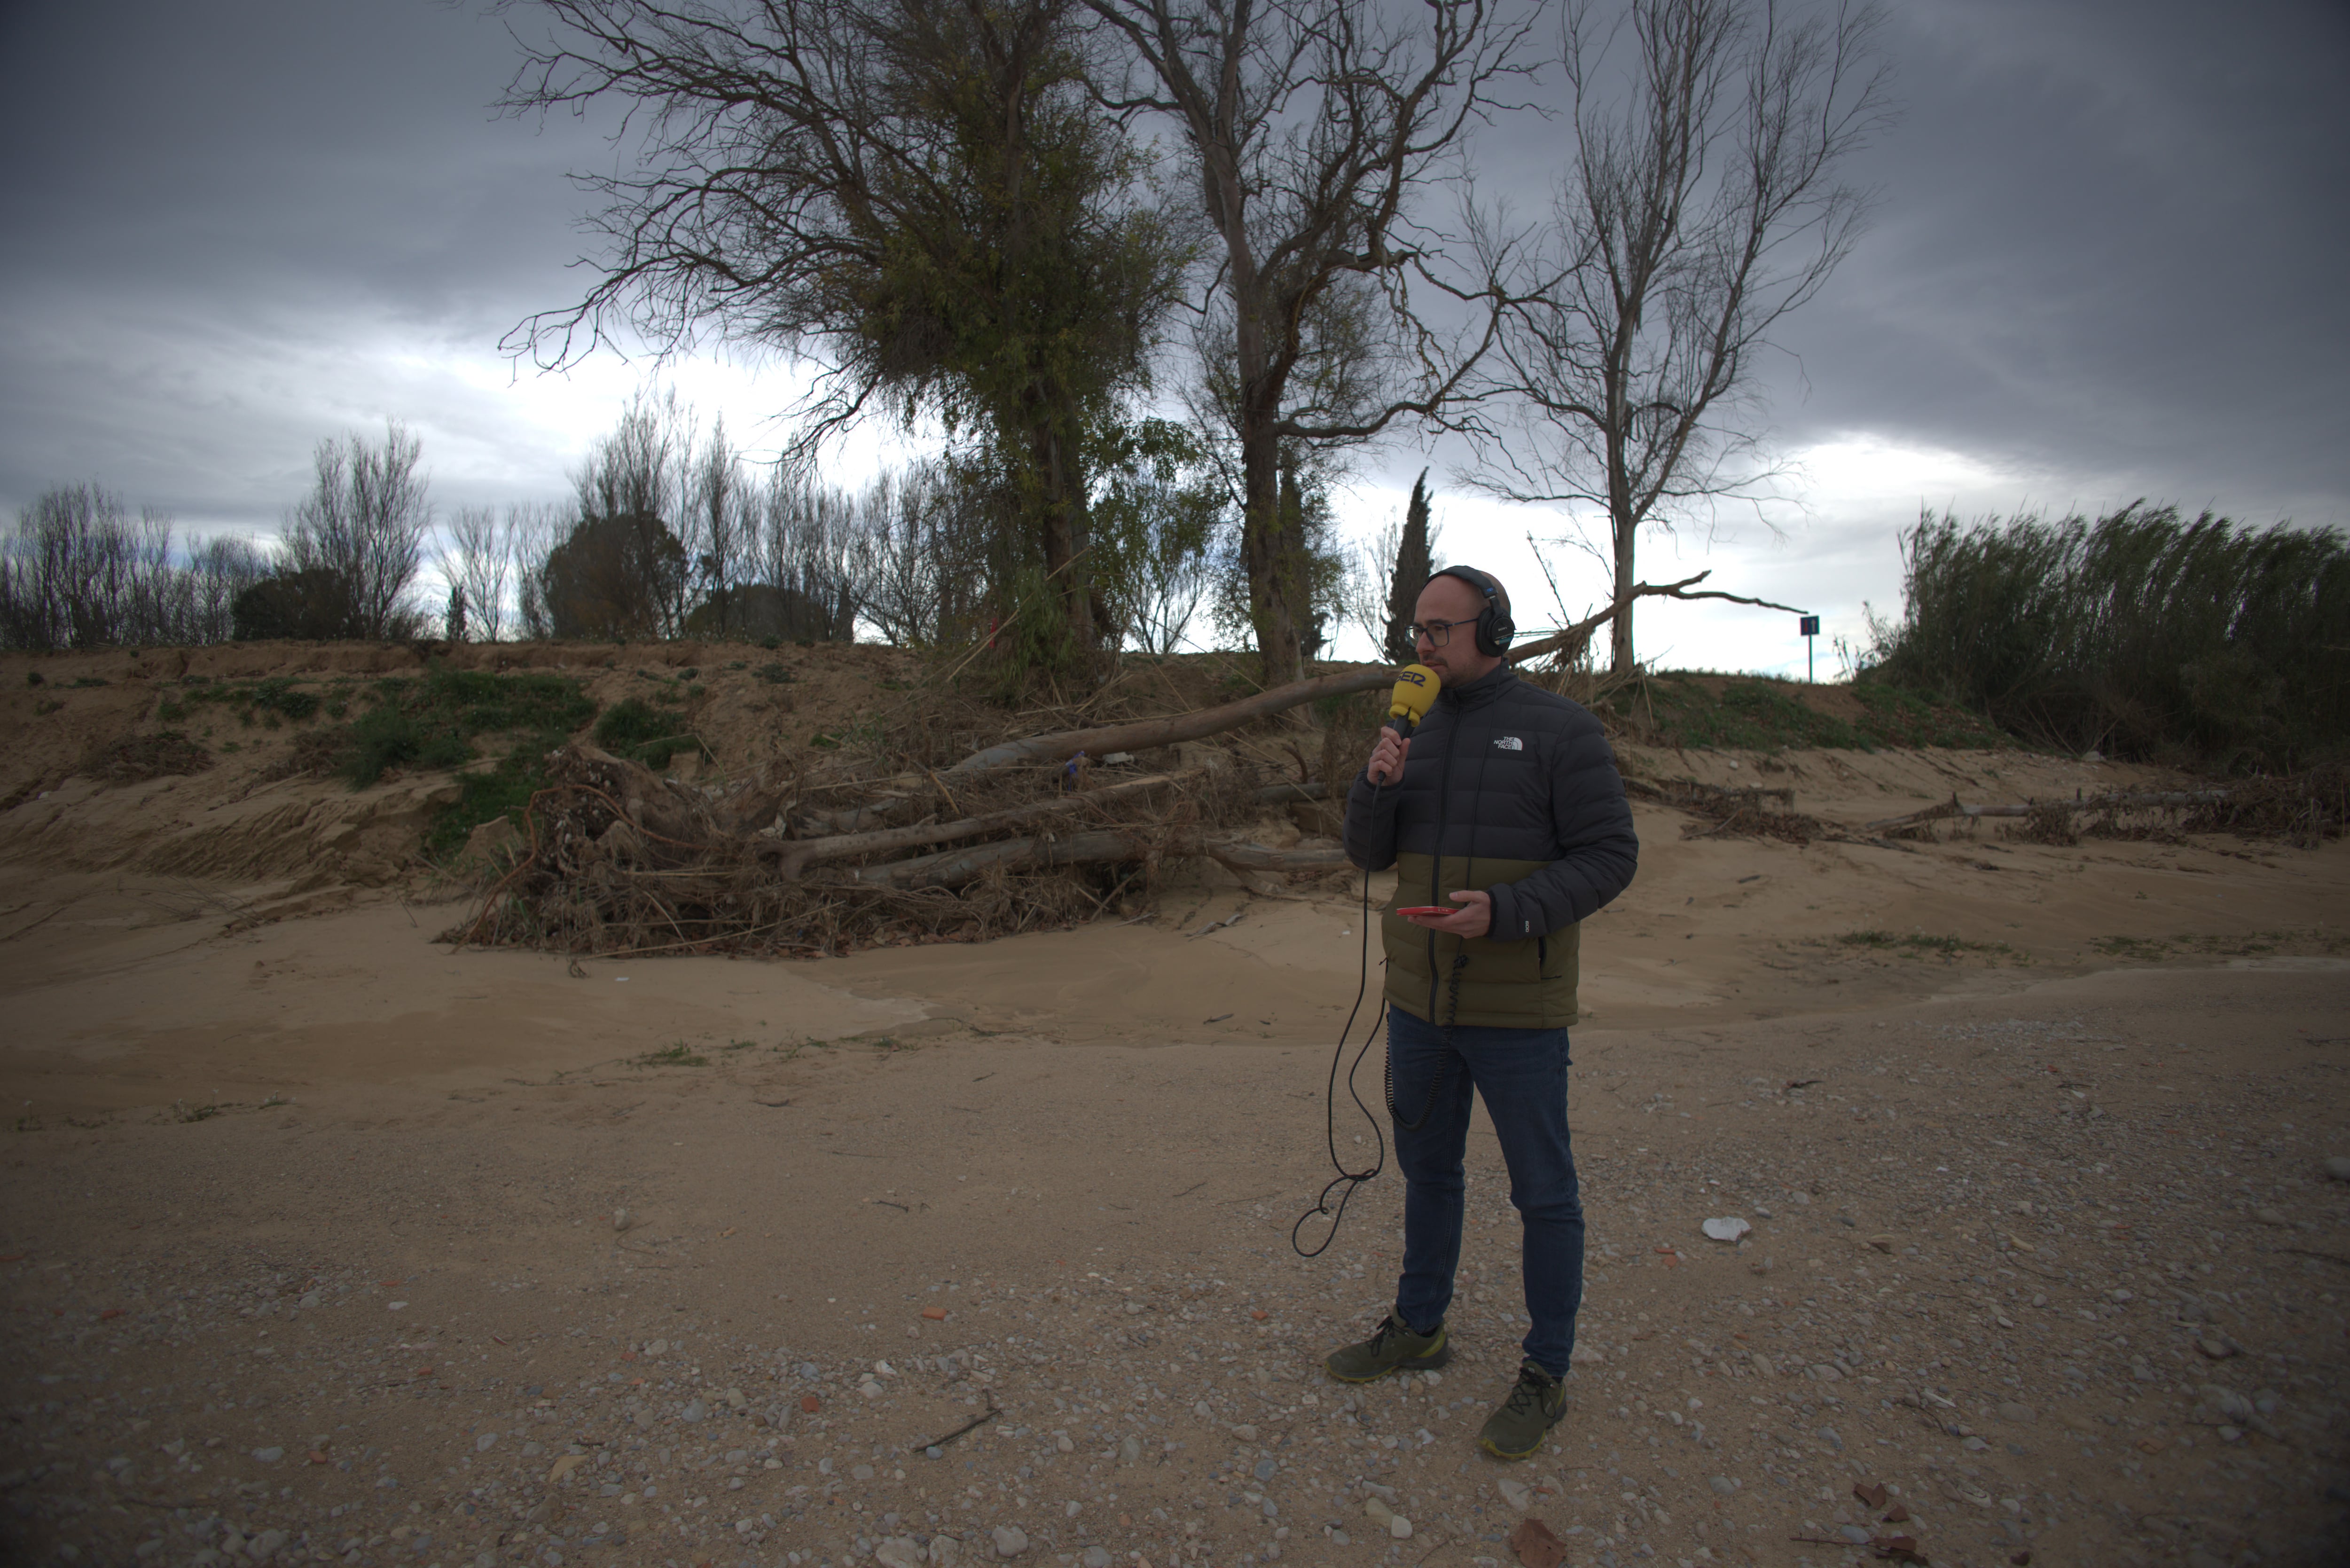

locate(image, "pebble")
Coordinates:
251 1446 283 1464
1084 1549 1113 1568
475 1434 497 1452
1497 1478 1530 1511
612 1208 629 1233
1389 1515 1414 1539
991 1524 1030 1558
1120 1436 1144 1462
1996 1402 2035 1424
1839 1525 1873 1544
2197 1337 2237 1359
2323 1156 2350 1182
1253 1458 1277 1482
876 1540 924 1568
682 1399 707 1422
1708 1477 1738 1496
1701 1217 1751 1243
2254 1208 2289 1226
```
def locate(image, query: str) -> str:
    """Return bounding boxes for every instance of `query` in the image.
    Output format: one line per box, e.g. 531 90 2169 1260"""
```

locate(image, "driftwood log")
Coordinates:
945 665 1393 774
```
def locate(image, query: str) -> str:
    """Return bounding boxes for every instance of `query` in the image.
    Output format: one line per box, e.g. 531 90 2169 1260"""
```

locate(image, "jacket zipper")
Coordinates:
1428 692 1455 1019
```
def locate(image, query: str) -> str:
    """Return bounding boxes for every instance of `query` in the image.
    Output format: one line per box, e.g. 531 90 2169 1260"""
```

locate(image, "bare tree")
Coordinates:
183 534 268 645
1086 0 1539 684
1469 0 1888 674
283 421 432 640
0 484 185 650
443 505 515 642
682 416 756 637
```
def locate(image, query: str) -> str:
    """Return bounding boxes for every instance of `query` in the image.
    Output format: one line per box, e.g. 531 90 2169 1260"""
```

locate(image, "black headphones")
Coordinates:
1430 565 1516 657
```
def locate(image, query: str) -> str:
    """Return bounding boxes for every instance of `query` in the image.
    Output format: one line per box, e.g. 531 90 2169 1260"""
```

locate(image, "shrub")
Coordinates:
1865 504 2350 770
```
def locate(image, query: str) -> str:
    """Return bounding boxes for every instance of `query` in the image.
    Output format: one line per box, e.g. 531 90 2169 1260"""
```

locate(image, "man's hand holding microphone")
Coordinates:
1365 664 1492 938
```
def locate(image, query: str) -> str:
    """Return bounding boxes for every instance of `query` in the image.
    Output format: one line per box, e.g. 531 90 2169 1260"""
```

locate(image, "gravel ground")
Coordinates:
4 963 2347 1568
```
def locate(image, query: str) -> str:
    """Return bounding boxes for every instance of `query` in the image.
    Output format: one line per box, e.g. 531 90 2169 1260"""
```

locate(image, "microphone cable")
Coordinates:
1289 800 1390 1259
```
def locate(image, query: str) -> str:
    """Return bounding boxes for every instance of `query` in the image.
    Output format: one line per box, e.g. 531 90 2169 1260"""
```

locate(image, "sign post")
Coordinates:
1798 615 1820 682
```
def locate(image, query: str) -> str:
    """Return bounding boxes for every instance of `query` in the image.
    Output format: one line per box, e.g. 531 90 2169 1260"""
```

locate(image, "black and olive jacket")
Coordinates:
1343 663 1639 1028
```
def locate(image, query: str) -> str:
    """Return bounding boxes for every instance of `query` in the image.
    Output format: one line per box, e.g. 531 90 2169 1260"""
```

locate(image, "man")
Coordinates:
1326 565 1640 1460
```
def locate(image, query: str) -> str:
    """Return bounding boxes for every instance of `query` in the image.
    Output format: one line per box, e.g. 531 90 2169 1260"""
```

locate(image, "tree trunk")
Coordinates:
1240 418 1305 686
1033 417 1095 652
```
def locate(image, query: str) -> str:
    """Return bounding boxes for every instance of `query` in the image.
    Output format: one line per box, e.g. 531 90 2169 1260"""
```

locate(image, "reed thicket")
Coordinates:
1865 503 2350 770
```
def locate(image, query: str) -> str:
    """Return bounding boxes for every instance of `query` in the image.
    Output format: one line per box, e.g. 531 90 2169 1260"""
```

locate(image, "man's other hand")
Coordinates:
1366 729 1410 785
1400 889 1493 939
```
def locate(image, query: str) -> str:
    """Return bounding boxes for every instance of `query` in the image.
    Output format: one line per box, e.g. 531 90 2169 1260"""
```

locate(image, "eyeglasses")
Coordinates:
1408 618 1469 647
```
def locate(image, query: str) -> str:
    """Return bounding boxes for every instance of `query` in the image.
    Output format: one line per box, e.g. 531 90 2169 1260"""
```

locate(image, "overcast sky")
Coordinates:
2 0 2343 674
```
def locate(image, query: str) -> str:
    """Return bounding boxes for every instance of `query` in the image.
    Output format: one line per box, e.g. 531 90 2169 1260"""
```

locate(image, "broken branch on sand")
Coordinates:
944 665 1391 774
780 771 1191 877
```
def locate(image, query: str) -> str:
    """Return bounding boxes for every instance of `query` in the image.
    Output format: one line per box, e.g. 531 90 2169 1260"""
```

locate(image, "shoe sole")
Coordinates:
1323 1333 1453 1384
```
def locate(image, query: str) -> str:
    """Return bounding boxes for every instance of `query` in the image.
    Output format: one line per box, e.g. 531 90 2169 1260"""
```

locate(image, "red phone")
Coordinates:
1394 905 1455 917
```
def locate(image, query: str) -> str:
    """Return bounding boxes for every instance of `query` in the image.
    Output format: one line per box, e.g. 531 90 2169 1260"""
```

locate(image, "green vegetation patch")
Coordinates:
170 674 324 727
593 696 706 769
636 1042 708 1067
1604 673 2011 753
1838 929 2019 960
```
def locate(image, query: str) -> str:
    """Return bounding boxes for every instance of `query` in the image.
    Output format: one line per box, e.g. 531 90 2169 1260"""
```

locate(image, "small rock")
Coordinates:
1055 1433 1073 1453
1253 1458 1277 1482
1083 1550 1112 1568
474 1434 497 1453
1363 1498 1394 1528
930 1537 962 1568
853 1464 876 1482
1962 1436 1989 1452
877 1539 926 1568
2108 1288 2134 1304
2323 1156 2350 1182
859 1379 885 1399
249 1529 288 1562
1569 1345 1606 1365
1231 1423 1258 1442
1839 1525 1873 1545
2254 1208 2289 1227
991 1524 1029 1558
1120 1435 1143 1463
926 1446 944 1460
613 1208 630 1233
681 1399 707 1423
2197 1337 2237 1359
1809 1364 1842 1381
1709 1476 1738 1496
251 1446 284 1464
2193 1385 2254 1425
1389 1515 1413 1539
1496 1478 1530 1512
1996 1402 2035 1424
1701 1217 1751 1243
1748 1255 1774 1276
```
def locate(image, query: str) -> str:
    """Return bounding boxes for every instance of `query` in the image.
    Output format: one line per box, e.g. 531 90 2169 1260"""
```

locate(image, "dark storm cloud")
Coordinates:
0 0 612 526
0 0 2344 555
1757 0 2350 523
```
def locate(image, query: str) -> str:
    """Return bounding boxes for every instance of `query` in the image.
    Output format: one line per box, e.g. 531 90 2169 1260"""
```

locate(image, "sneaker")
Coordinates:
1477 1360 1567 1459
1323 1315 1452 1383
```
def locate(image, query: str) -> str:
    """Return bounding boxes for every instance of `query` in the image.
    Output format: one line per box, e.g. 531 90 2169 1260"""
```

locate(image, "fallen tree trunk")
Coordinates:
780 772 1190 877
945 665 1391 775
845 829 1354 891
1253 780 1330 804
1504 571 1810 667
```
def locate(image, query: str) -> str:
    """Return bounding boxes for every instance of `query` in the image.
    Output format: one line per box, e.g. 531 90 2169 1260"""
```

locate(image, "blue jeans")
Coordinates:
1385 1006 1584 1377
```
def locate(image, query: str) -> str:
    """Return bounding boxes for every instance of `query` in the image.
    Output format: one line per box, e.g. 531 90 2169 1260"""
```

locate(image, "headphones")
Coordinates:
1430 564 1516 657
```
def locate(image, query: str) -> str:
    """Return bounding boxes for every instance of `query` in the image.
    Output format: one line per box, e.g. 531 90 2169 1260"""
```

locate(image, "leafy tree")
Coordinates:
1384 470 1436 663
504 0 1186 674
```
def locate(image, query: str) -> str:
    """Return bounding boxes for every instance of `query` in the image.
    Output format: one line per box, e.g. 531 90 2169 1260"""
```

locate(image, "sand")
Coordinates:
3 644 2348 1568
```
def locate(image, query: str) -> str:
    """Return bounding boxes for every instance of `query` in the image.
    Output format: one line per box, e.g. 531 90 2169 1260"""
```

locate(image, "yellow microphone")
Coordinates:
1386 663 1440 736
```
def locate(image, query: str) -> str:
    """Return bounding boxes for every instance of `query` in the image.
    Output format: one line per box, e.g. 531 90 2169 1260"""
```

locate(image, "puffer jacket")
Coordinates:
1343 662 1638 1027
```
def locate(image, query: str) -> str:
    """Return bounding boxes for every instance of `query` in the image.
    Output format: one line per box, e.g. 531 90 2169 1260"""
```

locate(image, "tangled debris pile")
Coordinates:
447 668 1383 957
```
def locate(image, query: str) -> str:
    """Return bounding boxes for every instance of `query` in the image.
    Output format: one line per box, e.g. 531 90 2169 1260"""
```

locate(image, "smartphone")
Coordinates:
1394 905 1455 917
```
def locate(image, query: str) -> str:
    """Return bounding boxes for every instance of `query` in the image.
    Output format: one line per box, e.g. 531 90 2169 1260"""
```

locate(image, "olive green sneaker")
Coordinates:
1477 1360 1567 1459
1323 1315 1452 1383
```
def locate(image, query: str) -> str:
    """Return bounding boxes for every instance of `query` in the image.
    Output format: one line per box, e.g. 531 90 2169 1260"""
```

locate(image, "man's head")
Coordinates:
1411 567 1513 683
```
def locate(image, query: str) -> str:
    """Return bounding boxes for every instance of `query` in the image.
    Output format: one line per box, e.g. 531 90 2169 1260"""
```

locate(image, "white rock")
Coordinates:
1496 1478 1530 1512
1389 1515 1414 1539
1363 1498 1394 1528
1701 1217 1752 1243
991 1524 1030 1558
929 1536 963 1568
1569 1345 1607 1365
877 1539 926 1568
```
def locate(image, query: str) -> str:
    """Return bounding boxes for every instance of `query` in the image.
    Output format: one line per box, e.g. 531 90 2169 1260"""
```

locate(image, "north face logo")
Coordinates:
1494 735 1524 751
